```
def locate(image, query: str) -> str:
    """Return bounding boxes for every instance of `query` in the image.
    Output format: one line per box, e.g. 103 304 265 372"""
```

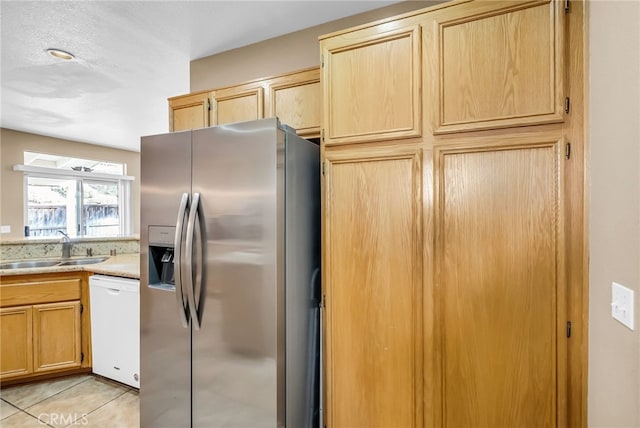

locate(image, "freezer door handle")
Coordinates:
185 192 206 330
174 192 190 328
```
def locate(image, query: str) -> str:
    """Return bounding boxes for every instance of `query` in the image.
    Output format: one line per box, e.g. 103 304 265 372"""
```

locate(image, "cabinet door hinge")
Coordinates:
564 0 570 13
565 142 571 160
322 162 325 176
321 293 326 308
80 303 84 314
566 321 572 338
564 97 570 114
81 352 84 362
321 54 324 68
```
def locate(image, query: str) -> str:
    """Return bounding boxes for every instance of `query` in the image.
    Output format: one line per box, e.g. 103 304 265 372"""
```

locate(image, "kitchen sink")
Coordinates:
57 257 109 266
0 257 109 270
0 260 61 269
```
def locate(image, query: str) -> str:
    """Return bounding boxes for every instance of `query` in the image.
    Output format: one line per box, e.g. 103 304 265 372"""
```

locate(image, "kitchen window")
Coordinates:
15 152 133 238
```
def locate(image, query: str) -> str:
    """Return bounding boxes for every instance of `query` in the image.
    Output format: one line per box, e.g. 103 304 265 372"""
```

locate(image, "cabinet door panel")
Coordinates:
428 0 564 133
0 306 33 379
322 23 421 145
33 301 81 372
434 135 566 427
173 105 206 131
169 92 210 132
324 145 422 427
212 87 264 125
268 68 321 138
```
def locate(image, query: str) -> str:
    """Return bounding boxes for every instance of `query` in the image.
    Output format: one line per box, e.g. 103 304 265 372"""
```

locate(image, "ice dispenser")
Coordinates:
148 225 176 290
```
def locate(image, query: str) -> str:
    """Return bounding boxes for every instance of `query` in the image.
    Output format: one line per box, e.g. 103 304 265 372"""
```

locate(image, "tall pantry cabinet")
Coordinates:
320 1 586 427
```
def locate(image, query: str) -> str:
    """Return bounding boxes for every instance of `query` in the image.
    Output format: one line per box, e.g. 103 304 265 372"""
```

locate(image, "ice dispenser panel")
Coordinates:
148 225 176 291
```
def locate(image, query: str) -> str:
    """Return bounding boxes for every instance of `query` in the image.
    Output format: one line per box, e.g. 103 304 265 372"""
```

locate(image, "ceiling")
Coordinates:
1 1 396 153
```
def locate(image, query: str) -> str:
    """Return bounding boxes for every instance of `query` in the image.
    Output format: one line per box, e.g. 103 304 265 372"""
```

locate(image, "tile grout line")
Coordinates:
2 376 136 427
0 398 20 421
1 375 92 411
63 388 130 428
19 377 129 428
6 409 55 428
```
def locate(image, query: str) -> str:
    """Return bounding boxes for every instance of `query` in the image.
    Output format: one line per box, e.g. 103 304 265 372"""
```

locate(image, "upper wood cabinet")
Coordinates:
168 91 211 132
169 68 322 137
426 0 565 134
265 68 321 138
320 21 422 145
211 84 264 126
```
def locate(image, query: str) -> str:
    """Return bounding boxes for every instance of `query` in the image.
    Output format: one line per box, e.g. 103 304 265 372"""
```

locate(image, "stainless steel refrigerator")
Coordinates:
140 118 320 427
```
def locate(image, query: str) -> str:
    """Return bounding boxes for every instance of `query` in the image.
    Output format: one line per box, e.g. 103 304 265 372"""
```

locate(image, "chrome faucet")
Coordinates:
58 231 72 259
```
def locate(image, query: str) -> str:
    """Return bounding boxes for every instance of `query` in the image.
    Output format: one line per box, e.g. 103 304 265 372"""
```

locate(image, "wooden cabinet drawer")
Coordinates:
1 278 81 307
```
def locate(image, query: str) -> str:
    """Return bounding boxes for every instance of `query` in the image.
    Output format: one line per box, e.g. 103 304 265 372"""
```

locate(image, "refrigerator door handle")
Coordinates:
195 192 207 326
185 192 205 330
174 192 190 328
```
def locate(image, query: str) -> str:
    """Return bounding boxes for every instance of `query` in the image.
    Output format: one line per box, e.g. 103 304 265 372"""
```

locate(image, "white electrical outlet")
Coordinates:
0 225 10 234
611 282 635 330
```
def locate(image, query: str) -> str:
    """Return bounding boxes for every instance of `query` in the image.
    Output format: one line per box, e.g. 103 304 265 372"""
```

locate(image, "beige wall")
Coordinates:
588 1 640 427
0 128 140 239
190 1 436 91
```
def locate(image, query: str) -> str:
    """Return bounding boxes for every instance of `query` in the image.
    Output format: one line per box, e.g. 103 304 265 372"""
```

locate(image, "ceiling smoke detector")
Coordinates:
46 48 74 60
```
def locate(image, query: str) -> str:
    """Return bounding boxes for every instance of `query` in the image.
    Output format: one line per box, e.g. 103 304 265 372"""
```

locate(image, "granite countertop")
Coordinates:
0 253 140 279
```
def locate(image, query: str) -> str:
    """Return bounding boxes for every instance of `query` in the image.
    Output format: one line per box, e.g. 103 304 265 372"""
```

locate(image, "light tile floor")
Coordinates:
0 374 138 427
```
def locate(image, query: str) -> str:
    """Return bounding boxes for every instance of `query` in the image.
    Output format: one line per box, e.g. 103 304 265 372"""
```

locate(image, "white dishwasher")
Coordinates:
89 274 140 388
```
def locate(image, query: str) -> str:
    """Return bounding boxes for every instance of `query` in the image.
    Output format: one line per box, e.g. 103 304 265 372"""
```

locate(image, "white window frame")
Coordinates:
14 164 134 237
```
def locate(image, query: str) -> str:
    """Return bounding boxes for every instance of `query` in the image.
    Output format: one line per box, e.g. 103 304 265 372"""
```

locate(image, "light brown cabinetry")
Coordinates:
321 21 421 145
0 306 33 378
323 143 423 427
211 83 264 126
431 133 567 427
0 273 91 384
168 91 211 132
266 67 321 138
320 0 585 427
32 301 81 373
168 67 321 138
425 0 565 134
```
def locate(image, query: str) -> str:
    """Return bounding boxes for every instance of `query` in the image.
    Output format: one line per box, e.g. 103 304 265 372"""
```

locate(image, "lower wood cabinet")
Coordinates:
0 272 91 383
322 141 424 427
430 132 567 427
33 301 81 373
0 306 33 378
